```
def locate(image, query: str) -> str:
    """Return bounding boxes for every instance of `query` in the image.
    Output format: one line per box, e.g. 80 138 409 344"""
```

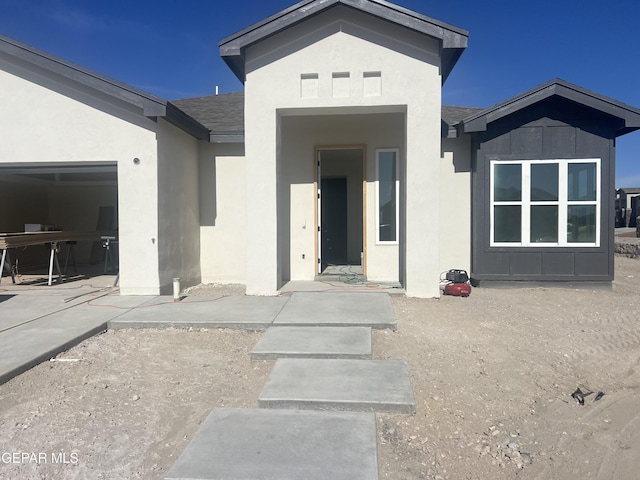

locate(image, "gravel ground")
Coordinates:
0 257 639 479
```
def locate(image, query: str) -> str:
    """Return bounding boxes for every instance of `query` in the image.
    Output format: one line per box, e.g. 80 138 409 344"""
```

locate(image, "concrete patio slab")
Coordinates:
259 358 416 413
273 291 396 329
108 295 290 330
251 326 372 360
165 408 378 480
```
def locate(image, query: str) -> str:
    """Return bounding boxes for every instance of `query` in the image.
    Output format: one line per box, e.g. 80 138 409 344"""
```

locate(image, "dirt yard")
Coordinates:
1 257 639 479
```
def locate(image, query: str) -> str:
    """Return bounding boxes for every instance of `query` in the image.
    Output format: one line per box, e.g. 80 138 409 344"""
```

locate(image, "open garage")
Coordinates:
0 163 118 281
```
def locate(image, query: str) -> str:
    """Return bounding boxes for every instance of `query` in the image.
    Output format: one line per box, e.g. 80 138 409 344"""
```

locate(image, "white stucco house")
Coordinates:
1 0 640 297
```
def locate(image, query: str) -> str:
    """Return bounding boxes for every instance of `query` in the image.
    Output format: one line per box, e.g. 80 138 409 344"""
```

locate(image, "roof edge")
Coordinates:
219 0 468 84
461 78 640 137
0 34 209 139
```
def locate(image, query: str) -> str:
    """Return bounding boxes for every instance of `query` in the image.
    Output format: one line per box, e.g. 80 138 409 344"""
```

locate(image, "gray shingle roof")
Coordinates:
172 92 244 133
173 91 480 141
442 105 484 127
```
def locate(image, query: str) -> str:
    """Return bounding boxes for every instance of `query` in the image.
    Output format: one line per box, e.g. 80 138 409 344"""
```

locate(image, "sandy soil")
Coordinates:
1 258 639 479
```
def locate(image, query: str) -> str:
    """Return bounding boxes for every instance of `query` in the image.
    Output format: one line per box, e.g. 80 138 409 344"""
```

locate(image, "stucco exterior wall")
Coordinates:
0 61 162 295
198 143 247 284
440 136 472 275
156 119 201 292
244 6 443 296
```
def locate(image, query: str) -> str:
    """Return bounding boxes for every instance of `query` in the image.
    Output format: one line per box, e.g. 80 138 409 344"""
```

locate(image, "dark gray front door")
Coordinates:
321 177 348 267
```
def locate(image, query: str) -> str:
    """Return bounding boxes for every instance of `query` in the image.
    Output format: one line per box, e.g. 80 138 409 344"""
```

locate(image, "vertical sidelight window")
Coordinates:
376 149 399 244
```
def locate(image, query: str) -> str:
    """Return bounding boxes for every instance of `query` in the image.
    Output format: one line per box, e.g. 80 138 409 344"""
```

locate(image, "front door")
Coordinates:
316 147 365 274
321 177 348 268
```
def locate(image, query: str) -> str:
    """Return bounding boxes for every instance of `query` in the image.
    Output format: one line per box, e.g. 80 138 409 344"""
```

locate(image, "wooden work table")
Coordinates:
0 231 117 285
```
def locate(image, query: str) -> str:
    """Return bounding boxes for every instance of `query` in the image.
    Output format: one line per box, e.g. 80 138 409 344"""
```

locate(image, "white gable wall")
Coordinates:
0 61 163 294
244 6 443 296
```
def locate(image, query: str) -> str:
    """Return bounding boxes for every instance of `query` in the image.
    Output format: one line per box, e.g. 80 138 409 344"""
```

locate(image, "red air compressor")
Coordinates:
443 269 472 297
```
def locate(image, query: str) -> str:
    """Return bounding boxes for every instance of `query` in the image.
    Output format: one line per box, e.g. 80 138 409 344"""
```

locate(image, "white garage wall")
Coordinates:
0 63 162 294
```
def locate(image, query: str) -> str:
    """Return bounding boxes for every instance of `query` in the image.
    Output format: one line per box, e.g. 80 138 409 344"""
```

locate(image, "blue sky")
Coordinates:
1 0 639 186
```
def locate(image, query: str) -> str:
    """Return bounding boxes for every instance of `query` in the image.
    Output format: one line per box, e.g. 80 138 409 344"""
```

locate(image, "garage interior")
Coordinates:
0 163 118 282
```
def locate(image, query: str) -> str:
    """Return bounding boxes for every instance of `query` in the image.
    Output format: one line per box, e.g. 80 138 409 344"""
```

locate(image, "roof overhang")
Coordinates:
0 34 209 140
459 78 640 138
219 0 468 85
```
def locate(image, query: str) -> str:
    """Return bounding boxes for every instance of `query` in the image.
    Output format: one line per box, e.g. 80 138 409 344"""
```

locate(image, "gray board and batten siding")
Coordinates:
462 80 640 284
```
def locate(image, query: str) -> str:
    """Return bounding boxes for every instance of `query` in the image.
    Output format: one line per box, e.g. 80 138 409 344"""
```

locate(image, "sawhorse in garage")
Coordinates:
0 248 17 284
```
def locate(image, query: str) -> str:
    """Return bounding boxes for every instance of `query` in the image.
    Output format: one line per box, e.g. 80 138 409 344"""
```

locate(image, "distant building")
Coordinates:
616 188 640 227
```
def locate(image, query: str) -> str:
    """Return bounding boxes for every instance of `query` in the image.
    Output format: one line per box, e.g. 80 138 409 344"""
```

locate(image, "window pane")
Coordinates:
378 151 397 242
530 205 558 243
567 205 596 243
568 163 597 201
531 163 558 201
494 164 522 201
494 205 521 242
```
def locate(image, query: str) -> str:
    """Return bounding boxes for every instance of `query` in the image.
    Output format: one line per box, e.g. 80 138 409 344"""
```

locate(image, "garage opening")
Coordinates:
0 163 118 284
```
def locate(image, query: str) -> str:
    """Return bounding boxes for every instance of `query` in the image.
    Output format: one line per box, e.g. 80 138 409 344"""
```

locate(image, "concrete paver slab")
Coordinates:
259 358 416 413
165 408 378 480
251 326 372 360
273 291 396 329
108 295 290 330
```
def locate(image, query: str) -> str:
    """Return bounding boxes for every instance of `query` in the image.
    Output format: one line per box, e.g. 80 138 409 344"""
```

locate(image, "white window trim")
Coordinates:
375 148 400 245
490 159 601 247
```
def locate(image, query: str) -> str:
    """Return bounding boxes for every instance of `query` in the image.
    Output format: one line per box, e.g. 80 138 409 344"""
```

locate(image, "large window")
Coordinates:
491 159 600 247
376 149 399 244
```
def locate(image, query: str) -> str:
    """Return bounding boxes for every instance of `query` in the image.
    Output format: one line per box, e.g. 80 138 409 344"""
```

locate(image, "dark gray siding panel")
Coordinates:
471 97 616 284
577 128 611 159
511 127 542 156
477 253 511 275
544 126 576 156
542 253 574 275
575 253 609 277
510 253 542 275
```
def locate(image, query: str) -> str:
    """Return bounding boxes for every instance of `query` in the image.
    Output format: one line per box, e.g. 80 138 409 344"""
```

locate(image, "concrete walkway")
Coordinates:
166 291 414 480
0 286 396 386
0 285 149 385
0 281 411 479
259 358 415 413
251 326 372 360
165 409 379 480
